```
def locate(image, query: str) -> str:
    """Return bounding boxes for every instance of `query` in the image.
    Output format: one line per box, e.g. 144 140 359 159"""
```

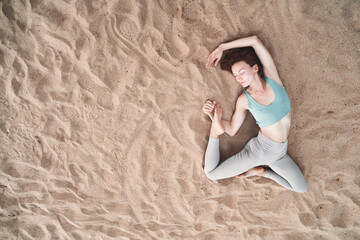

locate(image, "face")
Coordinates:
231 61 258 87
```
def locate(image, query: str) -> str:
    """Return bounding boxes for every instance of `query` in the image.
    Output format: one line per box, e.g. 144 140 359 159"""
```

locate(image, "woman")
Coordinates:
202 36 307 193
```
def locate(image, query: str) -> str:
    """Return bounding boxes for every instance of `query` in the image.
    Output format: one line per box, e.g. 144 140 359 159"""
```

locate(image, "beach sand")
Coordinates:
0 0 359 239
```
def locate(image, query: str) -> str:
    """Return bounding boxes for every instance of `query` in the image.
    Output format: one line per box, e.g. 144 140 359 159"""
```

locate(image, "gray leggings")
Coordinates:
204 131 307 193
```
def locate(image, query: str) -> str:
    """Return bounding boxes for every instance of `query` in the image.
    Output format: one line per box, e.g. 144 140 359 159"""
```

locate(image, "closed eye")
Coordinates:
233 70 245 77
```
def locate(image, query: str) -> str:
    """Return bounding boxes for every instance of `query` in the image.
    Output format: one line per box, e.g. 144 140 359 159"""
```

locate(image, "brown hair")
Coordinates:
220 47 264 79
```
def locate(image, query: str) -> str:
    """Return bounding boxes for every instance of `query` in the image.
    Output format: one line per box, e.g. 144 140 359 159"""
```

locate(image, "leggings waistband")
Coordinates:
256 131 288 154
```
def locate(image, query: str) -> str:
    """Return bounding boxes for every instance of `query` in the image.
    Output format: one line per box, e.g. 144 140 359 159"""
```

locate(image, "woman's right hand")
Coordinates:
202 100 216 120
206 46 223 69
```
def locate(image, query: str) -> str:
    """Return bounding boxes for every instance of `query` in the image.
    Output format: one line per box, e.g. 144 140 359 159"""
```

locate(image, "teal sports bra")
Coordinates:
244 76 291 128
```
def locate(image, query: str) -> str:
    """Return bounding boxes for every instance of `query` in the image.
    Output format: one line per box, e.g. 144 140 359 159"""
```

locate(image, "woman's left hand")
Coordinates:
206 47 223 69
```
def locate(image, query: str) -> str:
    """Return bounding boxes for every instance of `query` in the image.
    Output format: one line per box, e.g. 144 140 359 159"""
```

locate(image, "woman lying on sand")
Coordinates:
203 36 307 193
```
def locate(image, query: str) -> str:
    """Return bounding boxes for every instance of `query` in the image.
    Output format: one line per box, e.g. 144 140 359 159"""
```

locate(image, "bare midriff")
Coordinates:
260 112 291 143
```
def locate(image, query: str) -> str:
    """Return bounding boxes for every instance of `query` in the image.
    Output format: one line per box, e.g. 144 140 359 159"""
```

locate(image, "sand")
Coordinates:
0 0 359 239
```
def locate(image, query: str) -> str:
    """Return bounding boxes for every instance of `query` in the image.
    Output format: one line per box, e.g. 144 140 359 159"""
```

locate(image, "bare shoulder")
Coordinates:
236 93 248 110
263 68 284 86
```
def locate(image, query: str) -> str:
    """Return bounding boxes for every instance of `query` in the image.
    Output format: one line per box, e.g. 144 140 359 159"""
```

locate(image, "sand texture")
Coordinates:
0 0 360 239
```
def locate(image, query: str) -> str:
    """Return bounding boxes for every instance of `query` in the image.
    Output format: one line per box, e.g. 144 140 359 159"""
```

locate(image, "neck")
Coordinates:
248 75 265 94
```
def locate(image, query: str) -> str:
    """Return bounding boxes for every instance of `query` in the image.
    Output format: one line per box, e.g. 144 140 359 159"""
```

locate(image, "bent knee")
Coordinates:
294 181 308 193
204 170 219 181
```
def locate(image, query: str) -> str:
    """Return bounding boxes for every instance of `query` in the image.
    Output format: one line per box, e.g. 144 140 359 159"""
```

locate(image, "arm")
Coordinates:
208 36 283 85
222 95 247 137
221 36 282 85
206 36 258 69
219 36 276 72
221 119 232 135
250 36 282 85
218 36 258 51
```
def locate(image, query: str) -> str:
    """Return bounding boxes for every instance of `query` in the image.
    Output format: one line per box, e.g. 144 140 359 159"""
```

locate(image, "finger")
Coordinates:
206 59 212 69
207 56 214 68
206 56 212 68
203 105 213 109
203 103 211 108
204 100 216 107
215 58 220 66
204 103 214 107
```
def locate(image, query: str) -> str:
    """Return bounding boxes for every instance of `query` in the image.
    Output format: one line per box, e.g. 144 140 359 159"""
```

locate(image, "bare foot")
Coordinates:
236 167 266 178
210 104 225 138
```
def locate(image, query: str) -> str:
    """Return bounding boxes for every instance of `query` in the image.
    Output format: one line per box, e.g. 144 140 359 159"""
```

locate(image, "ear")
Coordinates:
252 64 259 73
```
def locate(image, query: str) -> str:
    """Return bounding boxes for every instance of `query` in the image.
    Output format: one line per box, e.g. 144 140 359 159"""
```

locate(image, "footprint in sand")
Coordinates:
181 0 203 23
342 1 360 32
298 211 318 227
248 227 272 239
0 119 10 135
38 138 60 171
69 163 89 191
250 188 272 201
19 224 47 239
117 14 140 41
325 172 351 191
75 59 118 110
313 202 334 223
166 25 189 60
33 136 43 158
12 56 28 97
59 104 89 143
147 27 164 51
78 77 116 110
43 113 71 142
2 1 31 32
331 203 360 228
214 204 233 224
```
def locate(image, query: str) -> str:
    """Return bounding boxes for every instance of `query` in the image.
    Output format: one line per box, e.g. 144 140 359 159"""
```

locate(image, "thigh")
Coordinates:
268 154 307 190
206 138 263 180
